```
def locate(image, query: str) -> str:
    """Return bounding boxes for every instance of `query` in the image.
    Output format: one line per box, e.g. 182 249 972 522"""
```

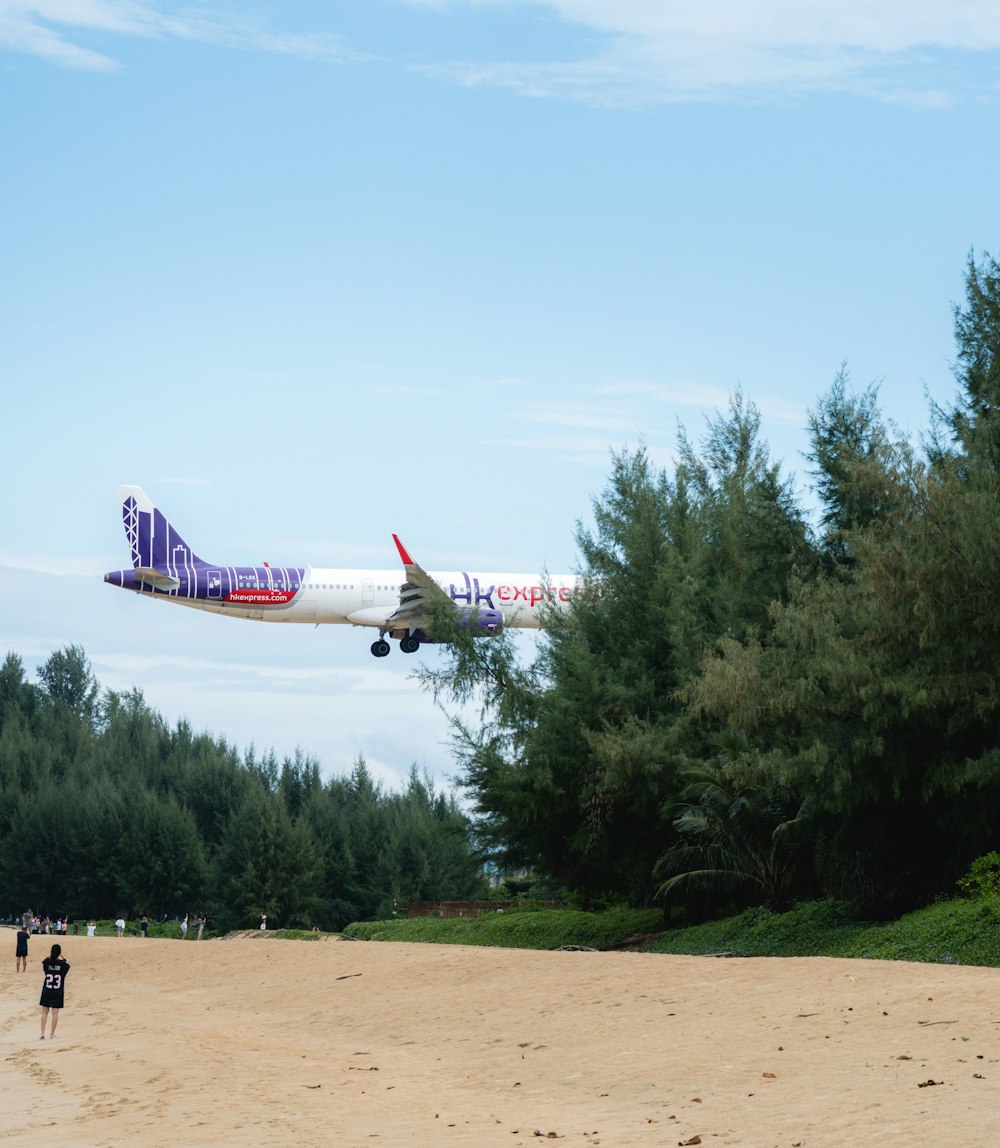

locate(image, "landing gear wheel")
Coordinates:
371 639 390 658
399 635 420 654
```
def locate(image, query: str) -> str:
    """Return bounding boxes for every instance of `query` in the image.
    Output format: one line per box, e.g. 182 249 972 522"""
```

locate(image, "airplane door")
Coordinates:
362 578 374 605
207 570 222 599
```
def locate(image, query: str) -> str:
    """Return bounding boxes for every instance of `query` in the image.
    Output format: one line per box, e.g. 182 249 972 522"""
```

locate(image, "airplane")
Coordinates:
104 486 582 657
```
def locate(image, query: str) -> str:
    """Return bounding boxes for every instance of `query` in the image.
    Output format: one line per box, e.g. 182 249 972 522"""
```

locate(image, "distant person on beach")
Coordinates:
115 917 125 938
39 943 70 1040
140 916 149 938
197 916 205 940
16 923 29 971
260 914 267 931
86 921 96 938
181 914 188 939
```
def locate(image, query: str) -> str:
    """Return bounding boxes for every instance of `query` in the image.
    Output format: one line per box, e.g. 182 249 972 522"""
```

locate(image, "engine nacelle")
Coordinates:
411 606 505 645
456 606 504 635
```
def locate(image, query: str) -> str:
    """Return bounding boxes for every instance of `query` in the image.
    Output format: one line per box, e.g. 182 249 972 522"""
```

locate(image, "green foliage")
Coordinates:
642 896 1000 967
956 852 1000 898
806 368 891 565
950 248 1000 464
343 896 1000 968
644 900 869 956
55 895 1000 971
422 396 813 909
342 905 663 949
656 754 813 912
410 252 1000 920
0 647 485 929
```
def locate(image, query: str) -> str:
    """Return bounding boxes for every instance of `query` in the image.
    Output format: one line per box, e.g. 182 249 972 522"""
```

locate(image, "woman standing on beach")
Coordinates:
39 943 70 1040
15 923 29 971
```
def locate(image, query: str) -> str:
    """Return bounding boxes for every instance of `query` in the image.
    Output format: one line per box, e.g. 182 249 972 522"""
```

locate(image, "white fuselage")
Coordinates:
132 565 581 629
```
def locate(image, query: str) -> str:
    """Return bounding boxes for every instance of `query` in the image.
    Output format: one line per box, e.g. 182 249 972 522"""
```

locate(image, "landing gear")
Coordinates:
371 632 421 656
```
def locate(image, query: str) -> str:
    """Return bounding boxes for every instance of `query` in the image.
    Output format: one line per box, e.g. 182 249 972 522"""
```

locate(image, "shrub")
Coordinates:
956 852 1000 898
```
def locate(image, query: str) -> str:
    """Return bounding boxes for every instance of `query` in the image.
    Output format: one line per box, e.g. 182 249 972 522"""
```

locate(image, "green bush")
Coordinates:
957 852 1000 898
641 896 1000 967
339 896 1000 968
342 905 662 950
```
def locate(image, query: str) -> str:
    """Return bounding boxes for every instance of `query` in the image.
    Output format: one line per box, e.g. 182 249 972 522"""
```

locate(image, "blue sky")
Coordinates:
2 0 998 791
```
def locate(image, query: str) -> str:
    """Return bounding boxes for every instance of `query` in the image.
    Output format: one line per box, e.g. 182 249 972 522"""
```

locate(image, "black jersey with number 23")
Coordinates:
39 957 70 1008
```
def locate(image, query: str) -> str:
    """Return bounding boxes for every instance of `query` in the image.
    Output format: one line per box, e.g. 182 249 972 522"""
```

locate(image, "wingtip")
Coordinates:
392 534 414 566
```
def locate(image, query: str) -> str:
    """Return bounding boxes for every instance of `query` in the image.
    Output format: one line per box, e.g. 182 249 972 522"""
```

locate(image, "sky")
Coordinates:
2 0 998 793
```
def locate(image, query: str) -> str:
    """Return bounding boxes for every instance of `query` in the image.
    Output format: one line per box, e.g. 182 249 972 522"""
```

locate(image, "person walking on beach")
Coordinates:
260 914 267 931
115 916 125 938
196 916 205 940
15 923 29 972
39 943 70 1040
181 914 188 939
140 915 149 938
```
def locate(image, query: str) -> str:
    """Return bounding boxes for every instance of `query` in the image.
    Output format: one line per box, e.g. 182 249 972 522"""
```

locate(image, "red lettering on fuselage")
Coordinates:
225 589 295 605
492 583 576 609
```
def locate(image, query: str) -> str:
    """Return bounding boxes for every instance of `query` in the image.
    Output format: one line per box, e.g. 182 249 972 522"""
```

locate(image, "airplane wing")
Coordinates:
386 535 452 629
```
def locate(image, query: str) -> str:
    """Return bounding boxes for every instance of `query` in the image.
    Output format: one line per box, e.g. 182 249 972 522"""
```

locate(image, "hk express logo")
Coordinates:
449 573 574 609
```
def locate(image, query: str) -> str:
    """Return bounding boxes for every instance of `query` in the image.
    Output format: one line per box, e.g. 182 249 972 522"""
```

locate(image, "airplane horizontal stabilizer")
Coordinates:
134 567 181 590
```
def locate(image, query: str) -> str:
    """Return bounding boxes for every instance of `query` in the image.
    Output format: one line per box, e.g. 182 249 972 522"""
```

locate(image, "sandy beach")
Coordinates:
2 932 998 1146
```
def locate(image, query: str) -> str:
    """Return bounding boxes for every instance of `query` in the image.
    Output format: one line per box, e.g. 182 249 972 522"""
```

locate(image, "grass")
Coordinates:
341 895 1000 967
342 906 663 950
38 894 1000 966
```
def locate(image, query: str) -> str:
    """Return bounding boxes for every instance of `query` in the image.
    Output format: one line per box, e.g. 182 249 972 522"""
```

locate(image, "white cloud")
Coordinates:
0 0 362 69
6 0 992 100
0 553 107 576
414 0 1000 105
538 0 1000 53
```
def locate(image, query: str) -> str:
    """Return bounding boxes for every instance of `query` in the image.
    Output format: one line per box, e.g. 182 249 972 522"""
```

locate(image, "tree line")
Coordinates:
6 251 997 928
0 646 486 931
420 249 1000 919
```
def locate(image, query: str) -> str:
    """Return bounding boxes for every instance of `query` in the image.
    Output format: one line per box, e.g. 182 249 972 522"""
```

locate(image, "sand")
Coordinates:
1 932 998 1147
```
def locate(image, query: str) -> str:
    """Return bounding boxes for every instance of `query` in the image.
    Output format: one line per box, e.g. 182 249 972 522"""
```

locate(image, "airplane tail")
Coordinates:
117 485 207 570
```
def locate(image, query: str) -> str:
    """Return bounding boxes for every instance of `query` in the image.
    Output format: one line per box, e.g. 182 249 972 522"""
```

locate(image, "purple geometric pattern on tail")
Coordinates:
152 505 202 567
123 496 142 568
124 495 205 570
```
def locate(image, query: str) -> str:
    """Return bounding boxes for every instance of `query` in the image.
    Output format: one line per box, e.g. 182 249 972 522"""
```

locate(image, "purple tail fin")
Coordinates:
117 486 207 570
